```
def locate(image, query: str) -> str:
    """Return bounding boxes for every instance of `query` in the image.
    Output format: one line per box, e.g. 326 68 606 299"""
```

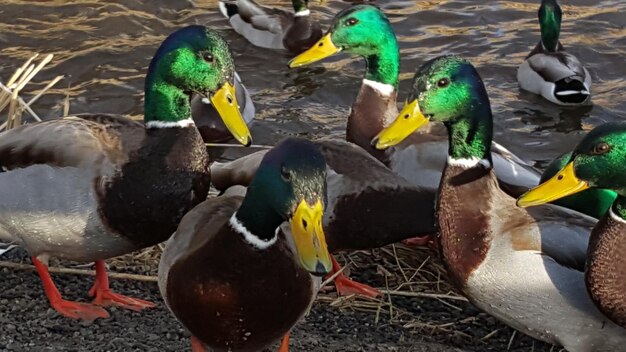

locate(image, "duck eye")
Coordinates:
345 17 358 26
437 78 450 88
202 52 214 63
280 165 291 181
592 142 610 155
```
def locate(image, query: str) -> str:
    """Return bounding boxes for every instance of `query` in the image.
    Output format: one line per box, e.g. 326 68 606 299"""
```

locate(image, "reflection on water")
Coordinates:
0 0 625 166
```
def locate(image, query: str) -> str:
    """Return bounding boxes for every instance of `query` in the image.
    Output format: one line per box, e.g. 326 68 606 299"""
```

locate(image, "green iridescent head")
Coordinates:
236 138 331 276
292 0 310 13
518 123 626 217
289 5 399 86
540 152 617 219
406 56 490 124
565 123 626 192
144 26 251 144
374 56 493 160
538 0 562 52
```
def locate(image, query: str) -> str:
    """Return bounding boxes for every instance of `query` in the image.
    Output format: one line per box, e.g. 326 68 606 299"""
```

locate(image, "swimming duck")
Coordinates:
374 55 626 351
517 0 591 105
218 0 322 54
539 152 616 219
290 4 541 195
0 25 251 321
191 71 255 143
158 137 332 352
518 122 626 329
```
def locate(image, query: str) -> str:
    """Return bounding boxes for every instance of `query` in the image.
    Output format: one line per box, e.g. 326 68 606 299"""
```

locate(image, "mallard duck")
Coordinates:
539 152 616 218
517 0 591 105
191 71 255 143
158 137 332 352
290 4 541 195
374 56 626 351
518 122 626 329
218 0 322 54
0 25 251 321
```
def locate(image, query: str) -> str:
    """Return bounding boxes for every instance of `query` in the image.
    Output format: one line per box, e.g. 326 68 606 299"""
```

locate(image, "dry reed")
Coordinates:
0 53 64 131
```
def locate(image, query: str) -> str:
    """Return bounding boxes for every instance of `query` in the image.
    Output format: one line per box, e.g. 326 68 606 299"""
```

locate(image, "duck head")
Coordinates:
373 55 492 157
289 4 399 87
145 25 252 146
518 122 626 209
235 138 332 276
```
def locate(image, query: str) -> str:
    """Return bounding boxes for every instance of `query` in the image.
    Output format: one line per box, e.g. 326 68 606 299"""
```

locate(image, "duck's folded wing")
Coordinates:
210 149 267 191
491 141 542 197
527 205 596 271
234 0 288 33
527 51 587 83
0 116 139 172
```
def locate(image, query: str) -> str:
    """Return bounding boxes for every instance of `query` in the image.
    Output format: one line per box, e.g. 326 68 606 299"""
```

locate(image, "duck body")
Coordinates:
518 122 626 329
517 0 591 105
218 0 322 54
0 25 252 320
375 56 626 351
0 114 209 262
159 138 331 351
316 139 436 251
159 196 316 351
517 42 591 105
438 162 625 351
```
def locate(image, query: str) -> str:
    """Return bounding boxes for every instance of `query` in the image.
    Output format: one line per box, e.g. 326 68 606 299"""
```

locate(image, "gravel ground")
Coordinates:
0 245 562 352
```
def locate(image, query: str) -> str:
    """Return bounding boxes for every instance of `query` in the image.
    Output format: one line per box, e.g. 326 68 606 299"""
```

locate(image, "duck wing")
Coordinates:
526 42 588 83
0 115 142 173
220 0 290 49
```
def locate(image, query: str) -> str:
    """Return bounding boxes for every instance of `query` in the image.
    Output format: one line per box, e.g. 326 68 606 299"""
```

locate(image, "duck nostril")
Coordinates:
226 94 233 105
404 114 410 119
318 42 323 47
302 219 308 229
557 175 564 180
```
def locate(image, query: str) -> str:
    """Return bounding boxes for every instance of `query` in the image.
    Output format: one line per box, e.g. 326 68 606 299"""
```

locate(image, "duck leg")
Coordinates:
32 257 109 321
402 234 436 248
277 332 290 352
329 256 381 298
88 260 155 311
191 336 205 352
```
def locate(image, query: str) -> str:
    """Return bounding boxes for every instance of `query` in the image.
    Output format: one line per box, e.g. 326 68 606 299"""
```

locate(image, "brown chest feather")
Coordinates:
586 214 626 328
97 127 211 247
346 84 397 164
437 165 494 289
167 227 313 351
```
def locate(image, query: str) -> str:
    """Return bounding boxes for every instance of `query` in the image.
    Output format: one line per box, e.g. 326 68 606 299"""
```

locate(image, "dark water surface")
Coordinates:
1 0 625 166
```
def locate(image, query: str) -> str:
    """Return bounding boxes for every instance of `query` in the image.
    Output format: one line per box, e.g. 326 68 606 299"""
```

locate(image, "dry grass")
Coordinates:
0 53 64 130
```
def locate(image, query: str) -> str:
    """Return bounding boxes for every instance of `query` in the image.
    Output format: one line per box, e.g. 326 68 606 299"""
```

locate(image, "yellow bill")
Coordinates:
517 162 589 207
373 99 430 150
289 199 332 276
288 34 340 68
210 81 252 146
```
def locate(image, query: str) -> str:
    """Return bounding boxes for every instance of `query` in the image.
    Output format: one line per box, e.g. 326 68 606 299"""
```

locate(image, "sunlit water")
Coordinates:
1 0 625 167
